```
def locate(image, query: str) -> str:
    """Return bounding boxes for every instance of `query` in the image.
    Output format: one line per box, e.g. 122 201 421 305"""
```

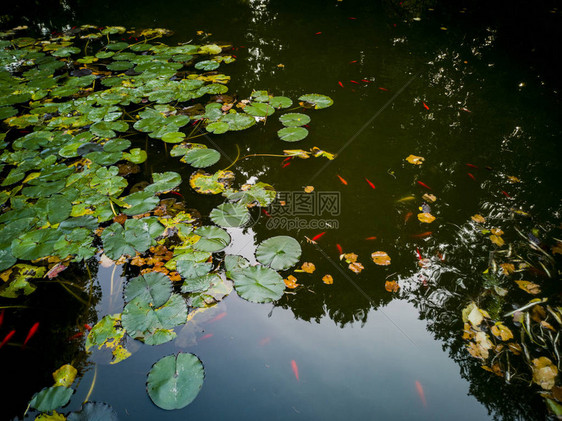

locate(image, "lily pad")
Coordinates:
194 60 219 71
277 127 308 142
182 148 221 168
101 219 153 260
219 113 255 131
29 386 73 412
189 170 234 195
121 191 160 216
193 226 231 252
209 203 250 227
269 96 293 108
244 103 275 117
144 171 182 194
206 121 229 134
255 235 301 270
11 228 63 260
229 265 285 303
124 272 172 307
279 113 310 127
299 93 334 109
146 353 205 410
67 402 119 421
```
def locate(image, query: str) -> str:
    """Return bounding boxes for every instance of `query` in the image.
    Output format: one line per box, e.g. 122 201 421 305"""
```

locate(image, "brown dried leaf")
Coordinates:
385 280 400 292
491 228 504 236
471 214 486 223
322 274 334 285
491 323 514 341
532 357 558 390
552 241 562 255
417 212 435 223
348 262 364 274
304 186 314 193
405 154 425 165
301 262 316 273
507 176 521 183
341 253 358 264
489 235 505 247
422 193 437 203
284 275 299 289
500 263 515 275
371 251 391 266
515 280 541 295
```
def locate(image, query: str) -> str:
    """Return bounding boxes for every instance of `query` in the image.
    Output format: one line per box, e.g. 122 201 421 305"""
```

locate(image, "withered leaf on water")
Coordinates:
532 357 558 390
284 275 299 289
385 280 399 292
322 274 333 285
371 251 391 266
515 280 541 294
348 262 364 274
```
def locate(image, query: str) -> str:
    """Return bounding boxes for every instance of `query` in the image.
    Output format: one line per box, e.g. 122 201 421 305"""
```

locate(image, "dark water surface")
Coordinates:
3 1 562 420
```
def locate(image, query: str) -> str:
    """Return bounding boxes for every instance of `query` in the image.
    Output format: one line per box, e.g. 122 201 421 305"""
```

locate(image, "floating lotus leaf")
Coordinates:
11 228 64 260
183 148 221 168
298 93 333 109
121 191 160 216
206 121 229 134
67 402 119 421
251 90 270 102
0 106 17 119
161 132 186 143
103 138 131 152
29 386 73 412
188 274 233 307
279 113 311 127
107 61 133 71
124 272 172 307
277 127 308 142
181 273 221 293
224 254 251 274
106 42 129 50
193 226 231 252
177 260 212 280
101 219 153 260
198 44 221 54
189 170 234 195
90 121 129 138
144 171 182 195
244 103 275 117
229 265 285 303
53 364 78 388
255 235 301 270
0 264 45 298
195 60 220 71
122 148 147 164
90 167 127 196
0 248 16 271
51 46 80 57
222 182 276 207
209 203 250 227
219 113 255 131
146 353 205 410
122 294 187 343
85 314 130 364
269 96 293 108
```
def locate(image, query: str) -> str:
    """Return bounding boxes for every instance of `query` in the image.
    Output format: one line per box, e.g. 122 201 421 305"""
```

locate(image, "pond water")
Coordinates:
2 0 562 420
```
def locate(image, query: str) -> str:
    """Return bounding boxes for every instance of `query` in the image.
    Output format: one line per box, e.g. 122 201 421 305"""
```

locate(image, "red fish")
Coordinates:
412 231 432 238
336 244 343 254
348 17 357 20
312 232 326 242
315 32 322 35
199 333 213 341
501 190 511 198
291 360 299 381
170 191 183 198
350 60 358 63
337 175 348 185
209 312 227 323
467 173 476 180
232 55 237 58
22 322 39 349
422 102 429 110
465 163 478 169
68 332 84 341
416 248 423 260
282 162 291 168
350 80 360 85
259 337 271 346
365 236 377 240
361 79 371 83
378 87 389 91
437 252 445 261
404 211 413 223
0 309 4 328
0 330 16 350
84 324 92 331
460 107 471 113
282 157 292 163
415 380 427 407
262 209 272 217
338 81 344 88
417 181 431 190
365 178 376 189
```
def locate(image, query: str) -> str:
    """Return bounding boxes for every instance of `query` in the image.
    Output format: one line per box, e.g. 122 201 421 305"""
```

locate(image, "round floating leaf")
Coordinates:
230 265 285 303
107 61 133 71
223 182 277 207
146 353 205 410
123 148 147 164
298 94 334 109
52 46 80 57
124 272 172 307
29 386 73 412
67 402 119 421
11 229 64 260
101 220 152 260
279 113 310 127
255 235 301 270
244 103 275 117
199 44 221 54
189 170 234 195
194 226 231 252
145 171 182 194
183 148 221 168
277 127 308 142
0 249 16 271
194 60 219 71
210 203 250 227
206 121 229 134
122 191 160 216
161 132 186 143
177 260 212 280
269 96 293 108
220 113 255 131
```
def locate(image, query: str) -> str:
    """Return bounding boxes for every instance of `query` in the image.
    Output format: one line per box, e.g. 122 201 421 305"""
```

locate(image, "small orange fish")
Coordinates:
416 248 423 260
259 337 271 346
460 107 471 113
262 209 272 217
0 330 16 349
337 175 348 185
199 333 213 341
404 211 413 223
365 236 377 240
422 102 429 110
465 163 478 169
417 181 431 190
350 60 358 63
350 80 360 85
412 231 432 238
501 190 511 198
336 244 343 254
415 380 427 407
84 324 92 331
291 360 299 381
361 79 371 83
378 87 388 91
22 322 39 349
338 81 344 88
348 17 357 20
282 162 291 168
68 332 84 341
0 309 4 328
365 178 376 189
467 172 476 180
315 32 322 35
282 157 292 163
209 312 227 323
312 232 326 241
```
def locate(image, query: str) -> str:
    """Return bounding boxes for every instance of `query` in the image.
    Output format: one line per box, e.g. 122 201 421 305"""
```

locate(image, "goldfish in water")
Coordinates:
291 360 299 381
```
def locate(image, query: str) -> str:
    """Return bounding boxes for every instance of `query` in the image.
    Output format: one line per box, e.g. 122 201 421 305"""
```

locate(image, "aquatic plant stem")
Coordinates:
83 365 98 403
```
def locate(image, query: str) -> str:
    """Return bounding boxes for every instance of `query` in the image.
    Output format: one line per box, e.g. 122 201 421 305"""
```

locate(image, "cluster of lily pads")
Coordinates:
0 25 334 416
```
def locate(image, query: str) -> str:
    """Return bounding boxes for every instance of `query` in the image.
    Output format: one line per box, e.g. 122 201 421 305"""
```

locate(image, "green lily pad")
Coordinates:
195 60 219 71
223 182 277 207
101 219 153 260
103 138 131 152
269 96 293 108
67 402 119 421
90 167 127 196
52 46 80 57
0 249 16 271
189 170 235 195
229 265 285 303
219 113 255 131
124 272 172 307
298 93 333 109
29 386 73 412
11 228 64 260
176 259 212 280
144 171 182 194
161 132 186 143
206 121 229 134
193 226 231 252
123 148 147 164
85 314 131 364
251 90 270 102
107 61 133 71
121 191 160 216
209 203 250 227
199 44 221 54
255 235 301 270
277 126 308 142
279 113 311 127
146 353 205 410
244 103 275 117
181 273 221 293
182 148 221 168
